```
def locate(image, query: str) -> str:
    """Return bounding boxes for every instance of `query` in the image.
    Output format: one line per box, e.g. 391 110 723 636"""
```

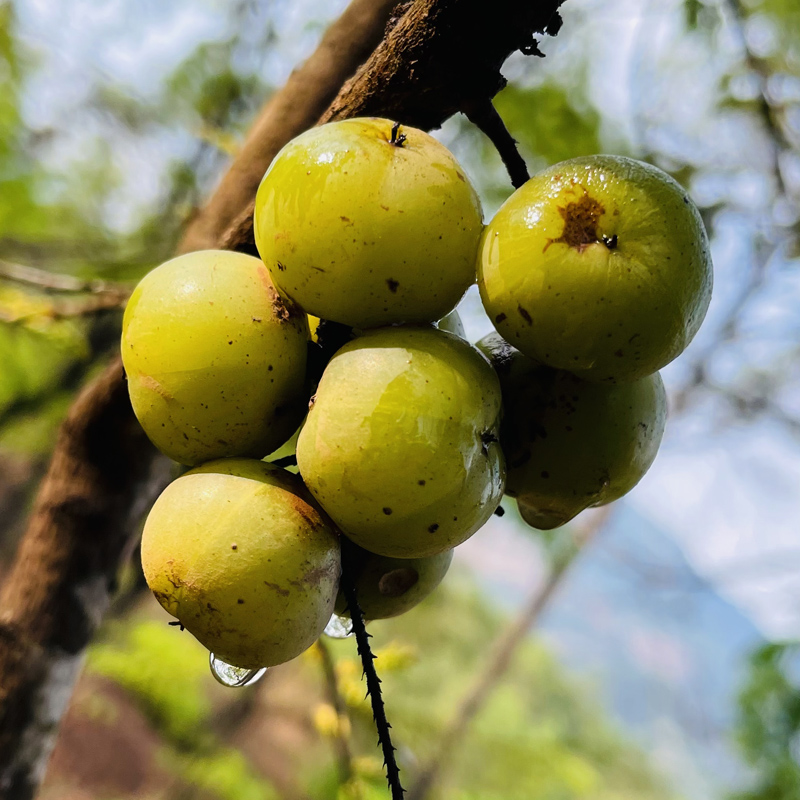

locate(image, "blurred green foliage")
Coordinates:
729 643 800 800
86 575 677 800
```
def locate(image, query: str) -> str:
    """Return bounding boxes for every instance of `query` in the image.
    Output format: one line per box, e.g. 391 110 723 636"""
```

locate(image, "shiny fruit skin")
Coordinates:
479 333 666 529
334 544 453 621
141 459 340 669
254 118 483 329
122 250 309 465
297 327 505 558
478 155 712 383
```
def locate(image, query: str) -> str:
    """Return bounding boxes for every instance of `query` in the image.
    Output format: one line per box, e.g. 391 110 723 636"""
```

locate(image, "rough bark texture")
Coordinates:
0 0 565 794
179 0 400 254
221 0 564 254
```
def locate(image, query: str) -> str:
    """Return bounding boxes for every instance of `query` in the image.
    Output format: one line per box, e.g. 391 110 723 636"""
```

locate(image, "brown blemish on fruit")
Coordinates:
428 523 439 533
383 507 393 515
267 285 301 322
378 568 419 597
263 581 290 597
545 189 607 253
276 261 286 271
495 313 507 324
518 306 533 325
386 278 399 293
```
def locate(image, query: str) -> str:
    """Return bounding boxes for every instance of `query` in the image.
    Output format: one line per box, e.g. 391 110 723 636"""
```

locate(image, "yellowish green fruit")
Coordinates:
479 333 666 529
297 327 505 558
122 250 309 465
335 544 453 621
478 155 712 383
141 458 340 669
254 118 483 329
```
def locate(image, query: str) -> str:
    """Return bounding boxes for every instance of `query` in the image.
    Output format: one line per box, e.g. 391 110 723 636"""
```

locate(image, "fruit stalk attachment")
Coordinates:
340 537 406 799
463 99 529 189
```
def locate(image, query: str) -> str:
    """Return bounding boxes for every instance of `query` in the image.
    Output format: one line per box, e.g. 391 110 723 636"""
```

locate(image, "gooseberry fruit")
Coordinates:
478 155 712 383
335 544 453 621
141 458 340 669
254 118 483 329
122 250 309 465
479 333 666 529
297 327 505 558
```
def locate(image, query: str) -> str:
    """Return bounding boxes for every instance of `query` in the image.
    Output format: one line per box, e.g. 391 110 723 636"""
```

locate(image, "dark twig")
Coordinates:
315 637 354 785
463 100 530 189
340 538 405 799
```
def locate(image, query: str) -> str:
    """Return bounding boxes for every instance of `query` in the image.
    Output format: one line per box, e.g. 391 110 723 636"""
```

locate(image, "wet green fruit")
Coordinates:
122 250 309 465
254 118 483 329
297 327 505 558
479 333 666 529
478 155 712 383
141 459 340 669
335 544 453 621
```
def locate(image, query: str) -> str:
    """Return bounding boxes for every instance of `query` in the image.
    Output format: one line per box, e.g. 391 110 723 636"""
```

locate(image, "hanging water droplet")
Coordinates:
209 653 267 687
324 613 353 639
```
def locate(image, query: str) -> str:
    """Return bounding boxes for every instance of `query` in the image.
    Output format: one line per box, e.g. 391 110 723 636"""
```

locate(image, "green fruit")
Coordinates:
297 327 505 558
254 118 483 329
478 155 712 383
335 544 453 621
141 459 340 669
122 250 309 465
479 333 666 529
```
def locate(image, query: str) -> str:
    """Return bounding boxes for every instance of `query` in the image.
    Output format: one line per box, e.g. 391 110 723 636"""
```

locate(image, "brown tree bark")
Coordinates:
0 1 564 796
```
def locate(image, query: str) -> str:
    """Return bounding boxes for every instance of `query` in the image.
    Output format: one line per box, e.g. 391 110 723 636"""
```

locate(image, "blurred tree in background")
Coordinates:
0 0 799 798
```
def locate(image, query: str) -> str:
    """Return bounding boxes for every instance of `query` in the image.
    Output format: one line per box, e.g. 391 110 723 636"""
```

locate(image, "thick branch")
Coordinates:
179 0 400 253
222 0 564 254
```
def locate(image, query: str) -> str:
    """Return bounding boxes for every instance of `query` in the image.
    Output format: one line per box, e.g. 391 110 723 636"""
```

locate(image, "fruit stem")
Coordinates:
463 100 529 189
340 537 406 799
390 121 407 147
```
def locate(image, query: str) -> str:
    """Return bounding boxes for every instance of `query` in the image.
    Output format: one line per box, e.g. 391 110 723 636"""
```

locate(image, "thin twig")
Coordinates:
315 637 354 785
463 99 530 189
340 538 405 799
0 259 133 298
407 508 611 800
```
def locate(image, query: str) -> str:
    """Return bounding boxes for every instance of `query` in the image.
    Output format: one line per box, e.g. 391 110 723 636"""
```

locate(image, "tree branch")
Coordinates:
463 99 530 188
0 0 567 794
340 539 405 799
179 0 400 254
315 637 354 786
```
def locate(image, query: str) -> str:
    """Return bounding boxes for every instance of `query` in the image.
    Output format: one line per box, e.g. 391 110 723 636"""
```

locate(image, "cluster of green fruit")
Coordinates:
122 117 712 675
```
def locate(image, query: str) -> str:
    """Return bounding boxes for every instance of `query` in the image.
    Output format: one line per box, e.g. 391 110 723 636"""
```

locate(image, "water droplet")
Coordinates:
209 653 267 687
324 613 353 639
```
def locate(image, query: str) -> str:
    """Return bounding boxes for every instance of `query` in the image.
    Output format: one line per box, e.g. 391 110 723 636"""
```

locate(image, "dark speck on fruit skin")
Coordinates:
428 523 439 533
383 507 393 515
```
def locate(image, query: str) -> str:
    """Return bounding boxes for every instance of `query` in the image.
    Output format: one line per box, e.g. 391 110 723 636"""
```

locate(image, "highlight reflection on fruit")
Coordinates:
141 459 340 669
297 326 505 558
254 117 483 329
478 155 712 383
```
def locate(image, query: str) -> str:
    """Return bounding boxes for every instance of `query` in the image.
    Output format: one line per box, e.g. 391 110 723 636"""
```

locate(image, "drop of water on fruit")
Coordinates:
209 653 268 687
323 613 353 639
